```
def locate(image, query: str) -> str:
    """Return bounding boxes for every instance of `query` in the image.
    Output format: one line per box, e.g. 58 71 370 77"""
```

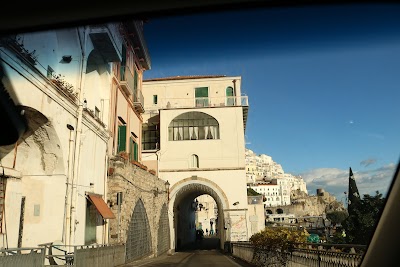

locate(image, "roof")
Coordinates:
143 75 228 82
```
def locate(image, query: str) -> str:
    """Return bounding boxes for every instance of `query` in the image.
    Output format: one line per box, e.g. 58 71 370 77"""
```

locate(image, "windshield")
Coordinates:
0 2 399 267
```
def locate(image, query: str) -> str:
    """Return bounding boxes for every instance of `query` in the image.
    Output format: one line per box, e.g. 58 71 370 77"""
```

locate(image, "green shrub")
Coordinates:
249 227 308 267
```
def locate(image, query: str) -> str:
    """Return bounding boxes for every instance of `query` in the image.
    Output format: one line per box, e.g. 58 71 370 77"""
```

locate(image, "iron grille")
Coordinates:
125 199 152 262
157 204 170 256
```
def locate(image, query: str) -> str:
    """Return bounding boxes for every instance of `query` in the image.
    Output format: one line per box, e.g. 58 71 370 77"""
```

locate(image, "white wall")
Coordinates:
0 26 113 248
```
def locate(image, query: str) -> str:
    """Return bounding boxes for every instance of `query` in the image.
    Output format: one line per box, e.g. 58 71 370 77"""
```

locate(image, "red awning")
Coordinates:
87 193 115 219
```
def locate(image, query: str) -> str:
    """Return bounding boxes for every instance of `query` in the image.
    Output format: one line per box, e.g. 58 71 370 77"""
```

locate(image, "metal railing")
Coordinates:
38 242 126 267
120 65 135 94
152 95 249 110
0 247 45 267
230 241 366 267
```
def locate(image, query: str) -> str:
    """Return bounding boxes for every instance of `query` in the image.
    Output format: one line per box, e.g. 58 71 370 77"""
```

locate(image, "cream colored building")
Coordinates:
0 21 150 251
141 75 250 251
250 180 291 207
194 194 217 234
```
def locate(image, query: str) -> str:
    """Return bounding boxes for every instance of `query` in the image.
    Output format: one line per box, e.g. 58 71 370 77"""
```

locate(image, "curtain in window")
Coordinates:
213 126 219 139
193 126 198 140
209 126 214 139
173 127 178 141
204 126 209 139
178 127 183 140
189 127 193 139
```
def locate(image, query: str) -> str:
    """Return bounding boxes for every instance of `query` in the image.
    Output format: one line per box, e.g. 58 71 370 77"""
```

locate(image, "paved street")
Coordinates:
119 237 255 267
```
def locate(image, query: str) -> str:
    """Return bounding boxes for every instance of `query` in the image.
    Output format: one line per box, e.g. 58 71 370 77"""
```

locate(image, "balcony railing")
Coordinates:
120 65 135 95
154 95 248 110
133 86 144 113
116 65 144 113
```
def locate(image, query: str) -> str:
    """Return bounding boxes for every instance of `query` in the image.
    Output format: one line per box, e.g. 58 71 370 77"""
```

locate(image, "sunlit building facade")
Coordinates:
141 75 250 250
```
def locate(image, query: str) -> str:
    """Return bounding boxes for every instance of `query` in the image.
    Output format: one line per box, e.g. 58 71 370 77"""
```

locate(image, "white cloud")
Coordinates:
299 163 397 200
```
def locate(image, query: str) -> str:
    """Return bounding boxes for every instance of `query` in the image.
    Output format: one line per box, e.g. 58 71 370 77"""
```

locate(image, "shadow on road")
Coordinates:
177 237 220 251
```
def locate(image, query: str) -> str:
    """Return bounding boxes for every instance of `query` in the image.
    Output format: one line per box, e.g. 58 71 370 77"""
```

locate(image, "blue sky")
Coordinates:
142 3 400 200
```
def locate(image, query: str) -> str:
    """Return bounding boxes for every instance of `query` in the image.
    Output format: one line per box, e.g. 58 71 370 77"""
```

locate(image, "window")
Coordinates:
142 123 160 150
117 124 126 152
47 65 54 79
129 136 138 161
226 86 235 106
168 111 219 141
85 200 97 245
153 95 158 104
190 154 199 168
195 87 209 107
95 106 100 118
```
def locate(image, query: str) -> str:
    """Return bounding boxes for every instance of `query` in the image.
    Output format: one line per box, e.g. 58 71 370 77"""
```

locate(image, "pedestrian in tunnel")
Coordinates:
206 228 208 236
196 229 204 241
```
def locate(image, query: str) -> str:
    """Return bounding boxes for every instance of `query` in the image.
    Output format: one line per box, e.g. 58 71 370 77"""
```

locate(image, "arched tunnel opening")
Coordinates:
172 183 227 252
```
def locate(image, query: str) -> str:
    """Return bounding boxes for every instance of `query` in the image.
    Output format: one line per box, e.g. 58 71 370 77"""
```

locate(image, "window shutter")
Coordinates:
117 125 126 152
134 142 138 161
195 87 208 98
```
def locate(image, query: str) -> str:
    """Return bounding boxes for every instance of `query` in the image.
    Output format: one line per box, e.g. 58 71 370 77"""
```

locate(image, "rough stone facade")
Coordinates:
107 155 169 260
266 189 346 217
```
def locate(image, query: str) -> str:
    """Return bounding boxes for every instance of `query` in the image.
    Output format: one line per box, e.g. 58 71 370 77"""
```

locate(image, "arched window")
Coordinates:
168 112 219 141
190 154 199 168
226 86 235 106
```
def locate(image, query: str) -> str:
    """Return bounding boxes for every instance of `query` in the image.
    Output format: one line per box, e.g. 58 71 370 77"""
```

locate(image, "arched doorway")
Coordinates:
169 178 229 252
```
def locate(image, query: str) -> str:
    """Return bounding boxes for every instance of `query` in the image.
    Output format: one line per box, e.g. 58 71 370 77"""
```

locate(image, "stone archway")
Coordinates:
168 177 230 252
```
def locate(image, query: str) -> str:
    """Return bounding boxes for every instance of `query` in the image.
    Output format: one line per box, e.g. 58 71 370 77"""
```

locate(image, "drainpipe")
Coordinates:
69 26 87 247
103 152 109 244
64 124 75 245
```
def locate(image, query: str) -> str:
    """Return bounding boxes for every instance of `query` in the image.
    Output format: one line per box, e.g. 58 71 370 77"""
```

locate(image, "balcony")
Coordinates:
89 24 122 62
153 95 249 131
133 86 144 114
157 95 248 109
117 65 144 113
120 65 134 96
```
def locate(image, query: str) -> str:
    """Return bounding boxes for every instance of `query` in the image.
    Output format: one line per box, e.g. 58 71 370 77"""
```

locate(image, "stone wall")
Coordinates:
266 190 345 217
107 155 169 259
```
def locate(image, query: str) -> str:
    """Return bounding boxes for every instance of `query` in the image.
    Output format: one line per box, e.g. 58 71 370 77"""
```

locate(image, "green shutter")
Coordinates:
134 142 138 161
129 138 133 161
153 95 158 104
117 125 127 152
195 87 208 97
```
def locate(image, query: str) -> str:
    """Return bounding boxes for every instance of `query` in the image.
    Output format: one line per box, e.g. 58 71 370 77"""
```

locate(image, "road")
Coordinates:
119 237 255 267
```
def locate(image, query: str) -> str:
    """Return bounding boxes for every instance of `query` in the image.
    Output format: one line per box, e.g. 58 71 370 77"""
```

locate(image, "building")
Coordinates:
194 194 217 234
141 75 250 250
0 20 153 251
250 179 291 207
